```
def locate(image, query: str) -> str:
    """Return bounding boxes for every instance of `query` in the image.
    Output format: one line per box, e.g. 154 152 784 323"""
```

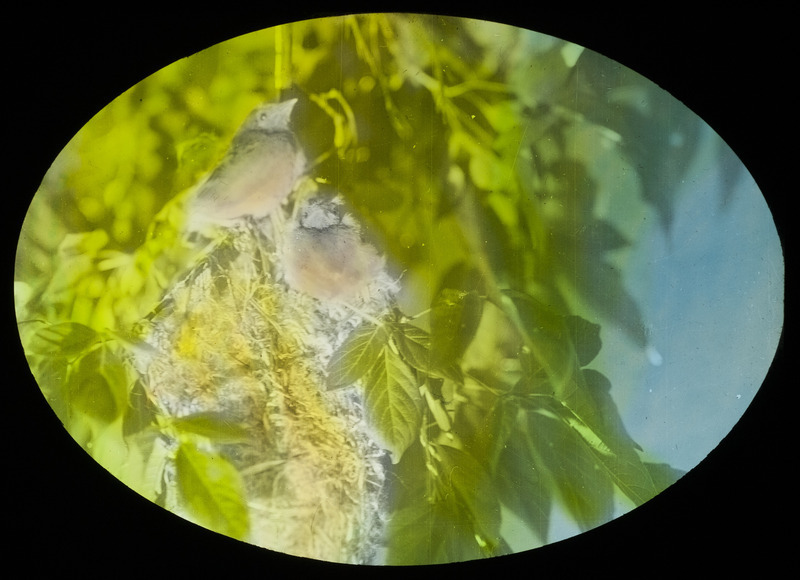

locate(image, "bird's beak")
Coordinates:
275 98 298 124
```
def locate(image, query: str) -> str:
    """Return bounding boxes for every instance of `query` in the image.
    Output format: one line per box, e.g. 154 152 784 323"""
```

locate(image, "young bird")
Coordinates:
283 196 386 303
185 98 307 231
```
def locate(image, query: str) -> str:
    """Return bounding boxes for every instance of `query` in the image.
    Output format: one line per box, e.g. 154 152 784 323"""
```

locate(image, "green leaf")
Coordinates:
391 322 462 383
326 322 388 389
389 322 431 371
174 439 249 541
386 443 508 565
26 322 99 358
591 437 658 506
35 357 70 418
170 413 251 443
491 399 552 541
502 290 579 394
362 345 422 462
385 503 446 565
435 444 505 555
503 291 603 398
496 441 552 542
526 406 615 530
386 500 488 565
122 379 158 437
64 347 129 422
566 315 602 367
575 257 648 348
581 369 640 450
543 388 658 507
430 288 483 367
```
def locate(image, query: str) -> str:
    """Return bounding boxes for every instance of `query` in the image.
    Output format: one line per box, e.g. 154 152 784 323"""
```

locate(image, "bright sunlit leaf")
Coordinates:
327 322 389 389
362 344 423 462
175 438 249 541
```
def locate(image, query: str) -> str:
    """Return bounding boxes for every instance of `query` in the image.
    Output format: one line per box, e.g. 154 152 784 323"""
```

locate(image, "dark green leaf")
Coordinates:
526 408 615 530
435 263 486 298
576 257 648 348
620 97 701 232
386 500 494 565
390 322 430 372
581 369 639 450
65 348 128 422
122 379 158 437
174 438 249 540
543 388 658 506
436 444 503 547
26 322 99 358
492 398 551 541
582 367 611 392
385 503 446 565
502 289 579 395
566 315 602 367
437 444 507 559
391 322 462 383
495 431 552 542
504 289 602 371
386 443 508 565
430 288 483 366
461 390 516 468
34 356 70 417
348 179 404 212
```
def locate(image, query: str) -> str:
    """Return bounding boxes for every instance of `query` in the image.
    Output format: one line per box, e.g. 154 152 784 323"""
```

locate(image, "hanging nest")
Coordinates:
129 193 397 564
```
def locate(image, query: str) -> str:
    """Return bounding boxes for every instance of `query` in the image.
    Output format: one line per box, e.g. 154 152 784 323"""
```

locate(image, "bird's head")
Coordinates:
244 98 299 133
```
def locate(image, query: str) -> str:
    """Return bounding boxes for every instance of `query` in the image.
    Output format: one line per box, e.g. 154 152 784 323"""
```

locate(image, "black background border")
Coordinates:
6 4 792 575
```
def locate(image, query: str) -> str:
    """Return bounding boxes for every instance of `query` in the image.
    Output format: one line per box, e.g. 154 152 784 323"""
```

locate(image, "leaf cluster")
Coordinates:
19 319 252 540
326 286 681 563
308 15 694 561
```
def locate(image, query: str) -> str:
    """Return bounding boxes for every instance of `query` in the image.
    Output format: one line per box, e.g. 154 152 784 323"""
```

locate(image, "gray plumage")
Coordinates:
283 196 385 303
186 98 306 229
